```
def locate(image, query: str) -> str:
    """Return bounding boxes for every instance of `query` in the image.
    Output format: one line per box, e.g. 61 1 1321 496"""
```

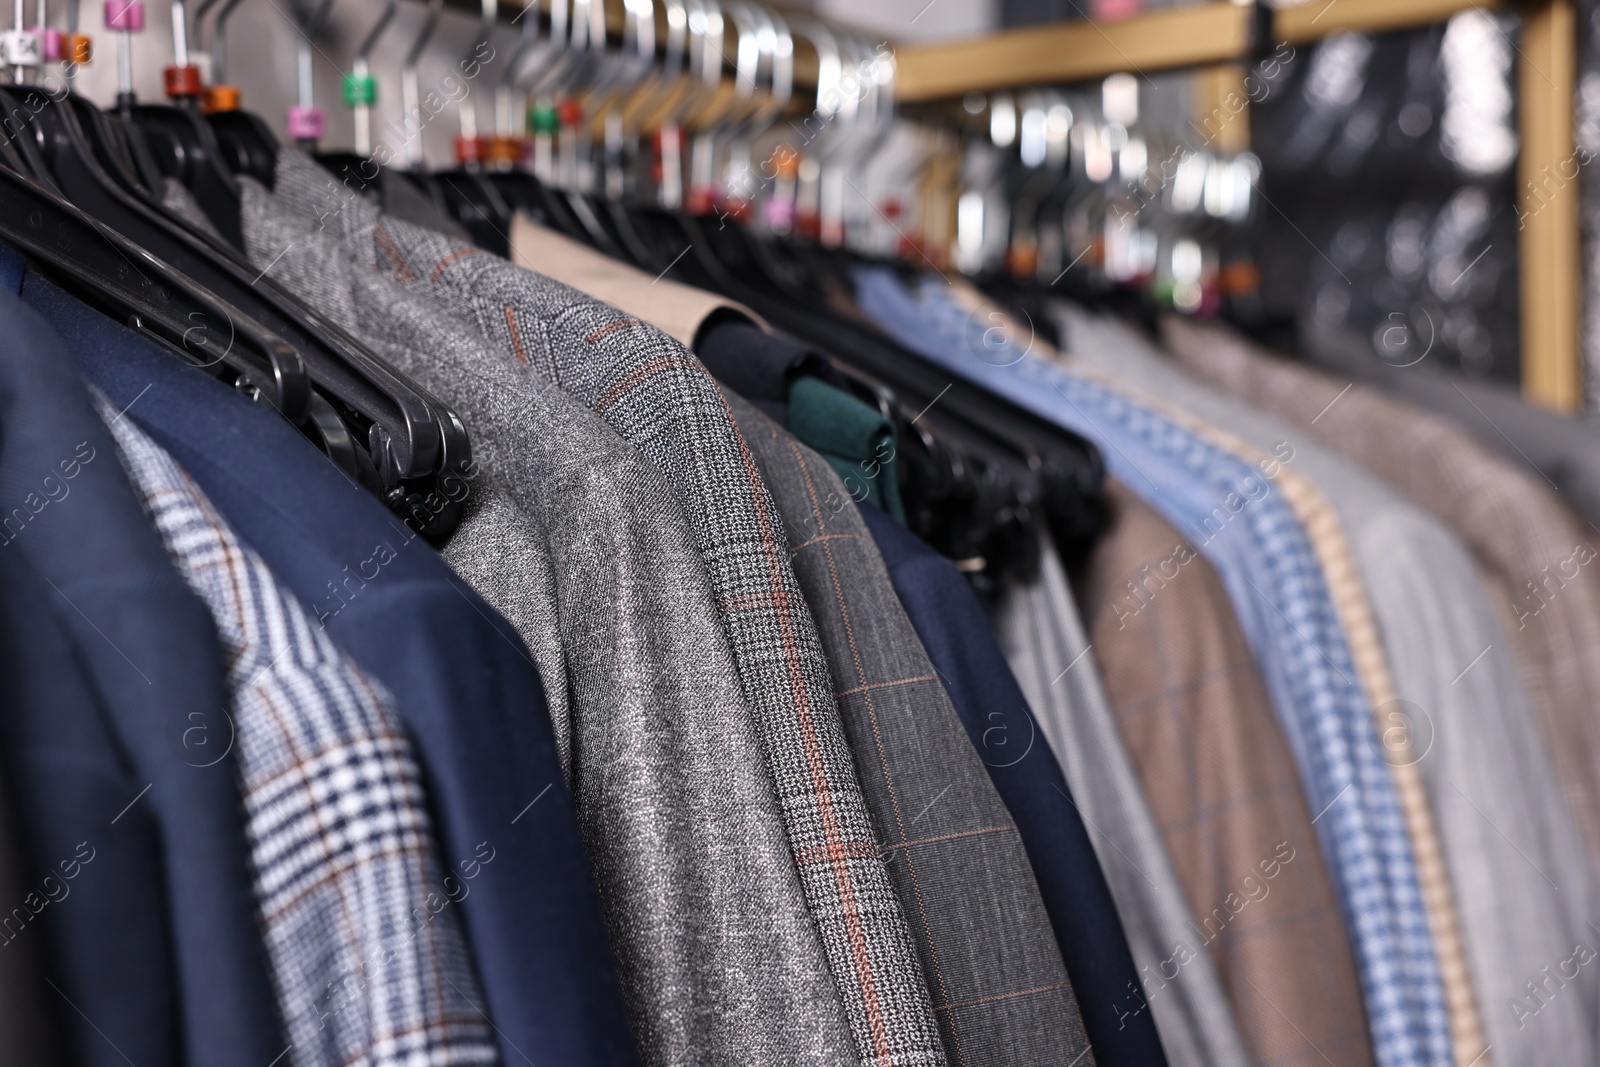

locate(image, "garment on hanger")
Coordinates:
727 391 1095 1067
854 266 1454 1067
694 320 907 521
510 211 767 348
1300 326 1600 531
1159 316 1600 1067
1054 304 1500 1066
785 375 907 522
994 526 1254 1067
1067 304 1600 1067
29 266 639 1067
856 501 1171 1067
1180 318 1600 860
0 283 283 1067
239 172 859 1067
1079 481 1375 1067
96 398 500 1067
262 148 949 1067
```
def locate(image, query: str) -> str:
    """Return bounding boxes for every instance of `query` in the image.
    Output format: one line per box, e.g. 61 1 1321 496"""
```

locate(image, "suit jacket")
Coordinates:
510 211 765 347
1164 315 1600 1067
100 405 499 1067
996 527 1252 1067
856 502 1171 1067
727 392 1094 1067
0 279 284 1066
1172 315 1600 858
34 270 639 1067
1079 480 1374 1067
266 148 946 1067
240 178 857 1067
1300 325 1600 530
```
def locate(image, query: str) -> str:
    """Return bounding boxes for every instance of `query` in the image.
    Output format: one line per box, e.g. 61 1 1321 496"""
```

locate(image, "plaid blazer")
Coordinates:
1164 316 1600 1067
239 177 858 1067
1079 480 1374 1067
726 392 1095 1067
266 149 945 1067
96 398 500 1067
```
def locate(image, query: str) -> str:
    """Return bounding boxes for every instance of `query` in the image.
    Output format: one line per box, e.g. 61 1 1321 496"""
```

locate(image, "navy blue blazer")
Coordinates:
13 262 641 1067
0 281 283 1066
857 501 1171 1067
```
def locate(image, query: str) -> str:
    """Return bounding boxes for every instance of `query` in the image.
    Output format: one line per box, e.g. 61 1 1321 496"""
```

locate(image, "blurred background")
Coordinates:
59 0 1585 405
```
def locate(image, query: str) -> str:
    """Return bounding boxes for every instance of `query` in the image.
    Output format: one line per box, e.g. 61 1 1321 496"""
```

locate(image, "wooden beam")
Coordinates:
896 4 1249 102
1275 0 1504 44
1519 0 1583 412
894 0 1508 102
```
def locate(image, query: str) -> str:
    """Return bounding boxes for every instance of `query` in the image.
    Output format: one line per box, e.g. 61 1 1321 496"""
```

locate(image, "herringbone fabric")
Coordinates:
96 396 499 1067
727 392 1095 1067
238 175 858 1067
1080 480 1374 1067
267 149 945 1067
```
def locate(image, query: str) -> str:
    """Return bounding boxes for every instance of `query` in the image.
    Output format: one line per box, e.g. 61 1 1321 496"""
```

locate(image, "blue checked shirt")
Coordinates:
95 395 501 1067
855 268 1453 1067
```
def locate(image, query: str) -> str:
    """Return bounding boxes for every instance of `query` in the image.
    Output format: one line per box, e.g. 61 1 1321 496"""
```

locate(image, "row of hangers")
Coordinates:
0 0 1254 579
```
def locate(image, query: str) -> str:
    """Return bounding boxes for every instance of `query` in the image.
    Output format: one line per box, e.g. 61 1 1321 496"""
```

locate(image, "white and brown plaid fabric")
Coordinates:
1079 480 1375 1067
95 396 500 1067
266 149 946 1067
727 392 1096 1067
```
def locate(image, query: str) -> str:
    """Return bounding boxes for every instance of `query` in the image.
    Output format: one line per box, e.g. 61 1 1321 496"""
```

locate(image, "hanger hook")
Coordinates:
207 0 247 84
401 0 445 169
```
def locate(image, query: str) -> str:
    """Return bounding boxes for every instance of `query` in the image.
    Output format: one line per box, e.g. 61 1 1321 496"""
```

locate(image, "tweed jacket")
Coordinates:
854 267 1453 1067
1162 316 1600 1067
239 179 857 1067
265 149 945 1067
1079 480 1374 1067
994 530 1253 1067
727 392 1094 1067
98 399 499 1067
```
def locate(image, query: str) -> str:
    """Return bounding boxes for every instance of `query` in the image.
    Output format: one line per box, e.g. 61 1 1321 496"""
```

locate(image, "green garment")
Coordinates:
786 376 906 523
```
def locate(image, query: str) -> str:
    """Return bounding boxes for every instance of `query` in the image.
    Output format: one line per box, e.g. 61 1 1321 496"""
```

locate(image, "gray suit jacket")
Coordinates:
726 392 1096 1067
240 176 859 1067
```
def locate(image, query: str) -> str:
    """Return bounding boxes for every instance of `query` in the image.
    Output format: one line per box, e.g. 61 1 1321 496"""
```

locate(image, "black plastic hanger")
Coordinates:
0 159 311 422
130 101 245 246
6 82 459 492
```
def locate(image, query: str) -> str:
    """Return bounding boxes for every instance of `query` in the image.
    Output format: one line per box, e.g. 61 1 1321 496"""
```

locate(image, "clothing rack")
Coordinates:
439 0 1579 413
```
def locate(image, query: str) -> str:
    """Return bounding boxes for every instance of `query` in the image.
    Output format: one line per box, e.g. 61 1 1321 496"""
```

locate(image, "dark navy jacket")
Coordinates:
11 258 640 1067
